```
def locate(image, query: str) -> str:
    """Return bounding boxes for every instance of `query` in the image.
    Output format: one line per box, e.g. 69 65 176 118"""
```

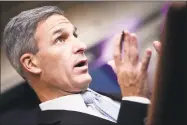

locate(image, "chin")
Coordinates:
73 74 92 91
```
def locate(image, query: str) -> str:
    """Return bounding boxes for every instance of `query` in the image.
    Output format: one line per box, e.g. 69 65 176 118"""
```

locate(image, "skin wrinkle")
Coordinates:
27 14 91 101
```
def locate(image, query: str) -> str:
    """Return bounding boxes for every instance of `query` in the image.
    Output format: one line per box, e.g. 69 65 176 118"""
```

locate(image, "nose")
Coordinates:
73 39 87 54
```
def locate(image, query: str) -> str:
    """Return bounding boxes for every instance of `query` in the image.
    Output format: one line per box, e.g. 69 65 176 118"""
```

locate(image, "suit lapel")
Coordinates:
37 110 116 125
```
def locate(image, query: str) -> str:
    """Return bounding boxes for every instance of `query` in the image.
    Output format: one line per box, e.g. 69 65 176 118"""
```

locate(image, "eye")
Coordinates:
55 36 65 43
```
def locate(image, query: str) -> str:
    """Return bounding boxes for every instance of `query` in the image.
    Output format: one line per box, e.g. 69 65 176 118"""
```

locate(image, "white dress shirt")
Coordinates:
39 89 150 123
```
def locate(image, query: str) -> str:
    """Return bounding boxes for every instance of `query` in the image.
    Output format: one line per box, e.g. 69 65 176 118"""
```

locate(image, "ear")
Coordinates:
20 53 41 75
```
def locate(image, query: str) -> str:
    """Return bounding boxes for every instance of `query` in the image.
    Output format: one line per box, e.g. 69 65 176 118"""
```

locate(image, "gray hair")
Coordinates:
3 6 64 79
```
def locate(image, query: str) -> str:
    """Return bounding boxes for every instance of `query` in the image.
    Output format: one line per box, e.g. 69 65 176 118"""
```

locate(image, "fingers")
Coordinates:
113 33 122 66
123 30 130 61
153 41 161 54
123 30 139 64
140 48 152 73
129 33 139 66
113 30 139 66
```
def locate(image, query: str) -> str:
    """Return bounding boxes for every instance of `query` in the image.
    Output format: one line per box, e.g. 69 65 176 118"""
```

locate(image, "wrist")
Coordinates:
120 86 150 98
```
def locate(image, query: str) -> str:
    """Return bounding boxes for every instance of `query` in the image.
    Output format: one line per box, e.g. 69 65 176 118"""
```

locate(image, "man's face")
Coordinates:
34 14 92 93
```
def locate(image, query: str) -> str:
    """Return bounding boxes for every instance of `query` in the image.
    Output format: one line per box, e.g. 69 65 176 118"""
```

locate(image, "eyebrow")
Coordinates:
52 26 77 35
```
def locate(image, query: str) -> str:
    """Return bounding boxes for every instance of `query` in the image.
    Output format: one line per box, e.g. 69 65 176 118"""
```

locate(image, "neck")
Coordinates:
35 86 71 102
29 80 70 102
29 79 87 102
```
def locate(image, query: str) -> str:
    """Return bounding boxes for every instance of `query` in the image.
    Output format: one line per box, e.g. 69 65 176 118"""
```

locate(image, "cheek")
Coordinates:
39 52 61 68
37 47 72 77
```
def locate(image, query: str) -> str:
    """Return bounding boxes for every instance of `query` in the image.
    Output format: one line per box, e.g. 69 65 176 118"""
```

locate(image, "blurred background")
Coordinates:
1 1 167 95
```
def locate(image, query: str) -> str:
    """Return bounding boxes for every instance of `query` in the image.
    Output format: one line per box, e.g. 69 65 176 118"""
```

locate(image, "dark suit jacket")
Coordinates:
37 100 148 125
0 83 40 125
0 83 148 125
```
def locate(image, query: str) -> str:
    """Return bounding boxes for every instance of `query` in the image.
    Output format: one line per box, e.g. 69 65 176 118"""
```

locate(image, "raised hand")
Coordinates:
112 30 152 98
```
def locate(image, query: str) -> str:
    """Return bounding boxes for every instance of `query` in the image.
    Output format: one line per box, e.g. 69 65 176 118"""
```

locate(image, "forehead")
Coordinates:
35 14 74 40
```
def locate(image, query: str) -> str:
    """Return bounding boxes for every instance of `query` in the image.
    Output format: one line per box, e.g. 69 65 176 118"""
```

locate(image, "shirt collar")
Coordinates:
39 93 87 112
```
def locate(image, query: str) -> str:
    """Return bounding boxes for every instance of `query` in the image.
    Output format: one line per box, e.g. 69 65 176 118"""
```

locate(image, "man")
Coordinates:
2 6 160 125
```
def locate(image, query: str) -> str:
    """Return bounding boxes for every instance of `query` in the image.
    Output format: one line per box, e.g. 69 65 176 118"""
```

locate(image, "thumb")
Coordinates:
153 41 161 54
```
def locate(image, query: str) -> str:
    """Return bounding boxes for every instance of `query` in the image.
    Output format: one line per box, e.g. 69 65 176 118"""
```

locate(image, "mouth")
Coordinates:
74 59 88 68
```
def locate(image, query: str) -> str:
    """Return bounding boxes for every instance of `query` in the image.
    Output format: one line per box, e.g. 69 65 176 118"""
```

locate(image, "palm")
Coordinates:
109 30 152 97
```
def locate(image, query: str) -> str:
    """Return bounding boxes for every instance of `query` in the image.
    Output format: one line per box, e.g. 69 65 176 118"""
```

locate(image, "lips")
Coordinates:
74 59 88 68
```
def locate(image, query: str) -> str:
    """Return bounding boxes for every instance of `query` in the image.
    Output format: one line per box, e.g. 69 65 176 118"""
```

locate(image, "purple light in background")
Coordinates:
112 18 141 33
161 2 170 16
160 2 170 32
88 38 110 69
101 18 140 63
89 18 141 69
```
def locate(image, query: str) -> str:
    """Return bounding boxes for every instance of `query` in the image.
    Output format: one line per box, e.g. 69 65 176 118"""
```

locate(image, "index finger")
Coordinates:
113 32 123 66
